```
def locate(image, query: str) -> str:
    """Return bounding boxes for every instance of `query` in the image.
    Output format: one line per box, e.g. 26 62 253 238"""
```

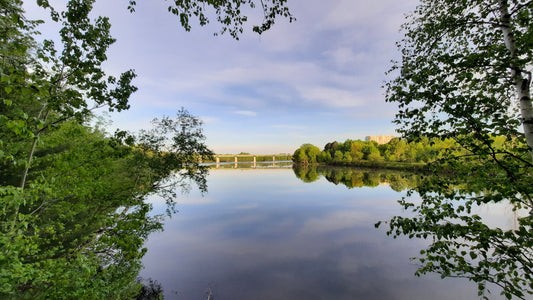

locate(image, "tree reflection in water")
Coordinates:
292 165 420 192
293 164 531 299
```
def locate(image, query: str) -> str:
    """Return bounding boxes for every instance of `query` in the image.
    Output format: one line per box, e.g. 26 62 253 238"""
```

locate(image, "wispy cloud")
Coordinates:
271 125 308 130
234 110 257 117
53 0 419 153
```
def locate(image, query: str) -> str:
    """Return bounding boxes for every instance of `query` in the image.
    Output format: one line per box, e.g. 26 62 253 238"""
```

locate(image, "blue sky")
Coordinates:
25 0 418 154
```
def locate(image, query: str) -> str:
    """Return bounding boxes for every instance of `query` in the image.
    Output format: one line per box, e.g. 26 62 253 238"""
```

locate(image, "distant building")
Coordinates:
365 135 395 144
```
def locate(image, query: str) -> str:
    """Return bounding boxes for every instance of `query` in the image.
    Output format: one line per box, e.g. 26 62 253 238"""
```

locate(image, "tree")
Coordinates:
292 143 320 165
349 140 364 161
382 1 533 299
302 144 320 163
387 138 407 162
1 113 213 298
324 141 339 157
35 0 295 40
361 142 381 161
342 152 352 163
127 0 295 40
330 150 341 163
319 150 332 163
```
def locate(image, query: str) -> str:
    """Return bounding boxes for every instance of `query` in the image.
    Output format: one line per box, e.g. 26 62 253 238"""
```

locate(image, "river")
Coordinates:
139 165 510 299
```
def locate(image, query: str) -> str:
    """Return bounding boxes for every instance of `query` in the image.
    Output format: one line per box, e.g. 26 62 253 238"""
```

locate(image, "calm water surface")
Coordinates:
140 167 496 299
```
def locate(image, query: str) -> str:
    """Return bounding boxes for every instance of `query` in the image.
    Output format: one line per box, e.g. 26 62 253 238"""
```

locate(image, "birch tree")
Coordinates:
382 0 533 299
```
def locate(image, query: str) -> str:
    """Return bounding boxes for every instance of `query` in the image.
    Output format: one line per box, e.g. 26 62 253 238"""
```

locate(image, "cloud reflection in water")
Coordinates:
141 169 484 300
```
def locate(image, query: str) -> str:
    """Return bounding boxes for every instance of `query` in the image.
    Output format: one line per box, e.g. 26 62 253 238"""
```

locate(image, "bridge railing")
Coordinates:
204 154 293 163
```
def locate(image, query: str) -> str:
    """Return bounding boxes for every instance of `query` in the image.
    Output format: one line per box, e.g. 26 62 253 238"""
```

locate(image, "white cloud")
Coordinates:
234 110 257 117
271 125 308 130
26 0 420 152
134 56 381 113
320 0 416 33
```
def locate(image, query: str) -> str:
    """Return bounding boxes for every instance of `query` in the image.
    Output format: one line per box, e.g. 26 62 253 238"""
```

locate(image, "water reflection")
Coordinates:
204 161 293 169
293 165 421 191
141 168 485 299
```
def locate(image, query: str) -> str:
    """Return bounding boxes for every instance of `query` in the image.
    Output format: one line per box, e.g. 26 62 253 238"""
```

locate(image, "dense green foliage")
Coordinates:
381 0 533 299
293 137 464 166
3 121 161 299
1 110 212 298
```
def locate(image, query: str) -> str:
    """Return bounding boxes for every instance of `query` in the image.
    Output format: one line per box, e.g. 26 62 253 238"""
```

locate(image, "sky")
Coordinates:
24 0 418 154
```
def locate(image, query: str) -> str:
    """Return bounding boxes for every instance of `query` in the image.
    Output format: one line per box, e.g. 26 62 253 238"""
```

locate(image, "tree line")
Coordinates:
292 136 504 166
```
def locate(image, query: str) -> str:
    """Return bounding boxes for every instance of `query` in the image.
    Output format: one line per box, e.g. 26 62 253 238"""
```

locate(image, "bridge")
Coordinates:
203 154 293 169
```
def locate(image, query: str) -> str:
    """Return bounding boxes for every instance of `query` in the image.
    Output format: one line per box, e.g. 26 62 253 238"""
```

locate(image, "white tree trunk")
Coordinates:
499 0 533 161
517 75 533 160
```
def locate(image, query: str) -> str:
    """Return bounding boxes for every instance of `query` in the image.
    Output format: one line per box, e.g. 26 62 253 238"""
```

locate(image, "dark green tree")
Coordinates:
324 141 339 157
382 0 533 299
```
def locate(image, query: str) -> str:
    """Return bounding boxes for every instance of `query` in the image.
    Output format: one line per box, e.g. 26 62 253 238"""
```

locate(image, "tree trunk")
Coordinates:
499 0 533 161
